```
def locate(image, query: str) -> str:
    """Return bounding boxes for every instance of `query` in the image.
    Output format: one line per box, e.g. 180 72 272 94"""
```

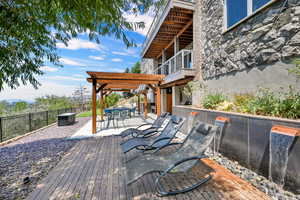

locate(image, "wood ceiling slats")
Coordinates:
144 6 193 58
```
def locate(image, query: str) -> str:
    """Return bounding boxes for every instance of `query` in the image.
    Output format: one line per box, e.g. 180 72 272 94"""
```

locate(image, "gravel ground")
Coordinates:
206 149 300 200
0 117 90 200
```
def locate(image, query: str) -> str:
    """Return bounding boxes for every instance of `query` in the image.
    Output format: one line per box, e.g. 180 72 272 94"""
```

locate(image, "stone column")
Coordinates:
192 0 205 107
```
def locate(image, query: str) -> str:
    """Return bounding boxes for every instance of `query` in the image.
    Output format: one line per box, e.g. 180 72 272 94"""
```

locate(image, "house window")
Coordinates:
225 0 273 29
253 0 272 11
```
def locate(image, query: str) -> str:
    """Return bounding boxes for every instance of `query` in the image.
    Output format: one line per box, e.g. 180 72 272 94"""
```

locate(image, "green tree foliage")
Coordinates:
131 61 141 73
0 0 159 90
106 93 121 108
0 100 9 115
35 95 74 110
13 101 28 112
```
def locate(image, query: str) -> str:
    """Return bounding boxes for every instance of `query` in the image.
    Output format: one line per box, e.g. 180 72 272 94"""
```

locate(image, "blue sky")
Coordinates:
0 13 154 101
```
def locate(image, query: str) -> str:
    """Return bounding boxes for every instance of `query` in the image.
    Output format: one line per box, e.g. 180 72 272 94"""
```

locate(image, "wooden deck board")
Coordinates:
27 136 270 200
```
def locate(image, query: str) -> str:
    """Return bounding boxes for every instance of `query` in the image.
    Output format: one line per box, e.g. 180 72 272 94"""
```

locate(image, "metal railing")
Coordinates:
142 0 195 54
0 107 87 143
155 49 193 75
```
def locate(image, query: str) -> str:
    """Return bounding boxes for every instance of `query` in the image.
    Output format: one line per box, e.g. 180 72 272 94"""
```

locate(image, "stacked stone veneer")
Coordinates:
200 0 300 79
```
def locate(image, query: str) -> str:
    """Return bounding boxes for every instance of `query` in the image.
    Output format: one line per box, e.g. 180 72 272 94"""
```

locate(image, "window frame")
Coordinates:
223 0 279 33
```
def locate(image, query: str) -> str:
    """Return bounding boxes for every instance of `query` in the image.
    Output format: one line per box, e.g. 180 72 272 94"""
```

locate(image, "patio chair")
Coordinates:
125 121 219 196
120 112 170 138
129 107 136 117
120 115 184 154
115 110 130 128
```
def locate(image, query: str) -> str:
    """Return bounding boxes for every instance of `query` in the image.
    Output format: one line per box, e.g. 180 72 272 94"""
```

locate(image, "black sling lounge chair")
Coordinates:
119 112 170 138
120 115 184 154
125 122 219 196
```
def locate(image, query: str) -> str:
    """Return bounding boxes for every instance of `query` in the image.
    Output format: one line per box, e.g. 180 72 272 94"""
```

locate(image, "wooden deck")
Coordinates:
27 136 270 200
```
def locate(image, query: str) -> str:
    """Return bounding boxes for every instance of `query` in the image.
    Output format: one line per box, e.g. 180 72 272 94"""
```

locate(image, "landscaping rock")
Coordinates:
0 117 90 200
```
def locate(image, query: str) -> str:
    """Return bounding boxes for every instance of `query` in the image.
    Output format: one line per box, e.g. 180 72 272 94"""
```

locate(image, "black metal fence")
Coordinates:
0 107 84 142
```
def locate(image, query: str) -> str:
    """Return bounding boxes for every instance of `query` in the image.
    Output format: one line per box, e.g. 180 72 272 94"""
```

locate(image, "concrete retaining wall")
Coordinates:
173 105 300 193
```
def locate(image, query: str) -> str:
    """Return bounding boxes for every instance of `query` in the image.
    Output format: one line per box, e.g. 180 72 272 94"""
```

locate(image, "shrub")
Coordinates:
275 87 300 119
202 93 226 109
233 93 255 113
246 88 280 116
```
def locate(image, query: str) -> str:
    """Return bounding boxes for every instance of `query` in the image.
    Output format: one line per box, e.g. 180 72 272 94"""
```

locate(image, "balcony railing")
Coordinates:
141 0 195 56
155 49 193 75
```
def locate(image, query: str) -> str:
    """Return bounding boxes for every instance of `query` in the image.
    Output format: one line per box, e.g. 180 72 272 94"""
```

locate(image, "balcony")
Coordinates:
155 49 195 84
141 0 194 58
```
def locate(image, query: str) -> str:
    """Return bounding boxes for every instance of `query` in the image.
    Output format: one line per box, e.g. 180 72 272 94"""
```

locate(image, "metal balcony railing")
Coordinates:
141 0 195 56
155 49 193 75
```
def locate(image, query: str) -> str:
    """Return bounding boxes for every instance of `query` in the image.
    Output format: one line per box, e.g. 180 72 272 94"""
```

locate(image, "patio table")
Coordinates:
104 107 131 128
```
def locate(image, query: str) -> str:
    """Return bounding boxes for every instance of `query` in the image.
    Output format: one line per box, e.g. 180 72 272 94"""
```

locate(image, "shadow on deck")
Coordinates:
27 136 270 200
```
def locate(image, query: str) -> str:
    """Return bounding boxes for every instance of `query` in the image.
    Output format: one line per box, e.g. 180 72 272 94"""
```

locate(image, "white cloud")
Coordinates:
123 12 154 36
112 49 138 57
47 75 84 82
0 81 89 101
111 58 123 62
59 58 86 66
89 55 104 60
74 74 85 78
56 38 103 51
112 51 128 56
40 66 59 72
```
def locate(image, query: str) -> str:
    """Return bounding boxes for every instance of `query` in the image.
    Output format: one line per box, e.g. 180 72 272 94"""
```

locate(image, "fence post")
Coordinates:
29 113 32 132
0 117 3 142
46 111 49 125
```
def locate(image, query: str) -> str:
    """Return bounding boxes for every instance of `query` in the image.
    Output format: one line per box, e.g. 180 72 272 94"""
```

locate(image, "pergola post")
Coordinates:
100 90 104 120
143 93 148 118
137 95 140 115
156 86 161 116
92 79 97 134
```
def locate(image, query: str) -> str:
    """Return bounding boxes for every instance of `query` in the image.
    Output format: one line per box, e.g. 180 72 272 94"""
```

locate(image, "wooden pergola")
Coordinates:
87 71 165 133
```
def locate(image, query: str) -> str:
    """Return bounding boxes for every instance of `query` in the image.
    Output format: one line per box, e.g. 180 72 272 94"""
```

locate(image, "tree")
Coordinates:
13 101 28 112
131 61 141 73
0 0 161 91
124 68 130 73
35 95 73 110
106 93 121 108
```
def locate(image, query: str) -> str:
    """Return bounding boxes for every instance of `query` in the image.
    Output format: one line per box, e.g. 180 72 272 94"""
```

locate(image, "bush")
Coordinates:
246 88 279 116
275 87 300 119
233 93 255 113
202 93 226 109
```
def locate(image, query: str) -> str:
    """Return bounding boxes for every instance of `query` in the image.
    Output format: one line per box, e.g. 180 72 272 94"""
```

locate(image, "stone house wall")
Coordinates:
192 0 300 105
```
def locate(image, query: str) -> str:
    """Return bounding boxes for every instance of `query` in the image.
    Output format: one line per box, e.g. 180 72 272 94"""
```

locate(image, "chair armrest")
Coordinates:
149 137 172 147
151 142 183 154
131 129 159 138
136 123 152 129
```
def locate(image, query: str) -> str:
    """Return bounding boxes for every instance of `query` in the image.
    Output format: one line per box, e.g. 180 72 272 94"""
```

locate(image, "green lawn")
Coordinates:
77 110 102 117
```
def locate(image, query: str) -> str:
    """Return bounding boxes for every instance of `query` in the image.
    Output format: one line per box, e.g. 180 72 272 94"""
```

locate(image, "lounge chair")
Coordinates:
125 121 219 196
120 115 183 154
120 112 170 138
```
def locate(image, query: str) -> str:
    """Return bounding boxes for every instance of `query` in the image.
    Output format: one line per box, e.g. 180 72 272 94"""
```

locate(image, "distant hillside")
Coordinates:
5 99 34 104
